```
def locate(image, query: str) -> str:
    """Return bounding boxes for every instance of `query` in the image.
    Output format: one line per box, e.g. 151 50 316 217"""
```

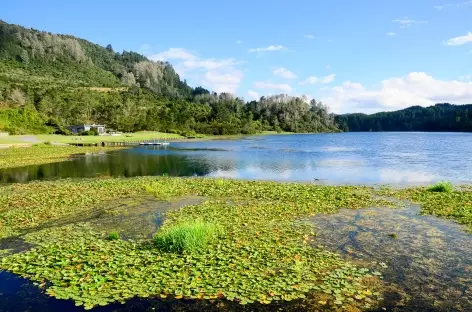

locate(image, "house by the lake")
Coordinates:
68 124 105 135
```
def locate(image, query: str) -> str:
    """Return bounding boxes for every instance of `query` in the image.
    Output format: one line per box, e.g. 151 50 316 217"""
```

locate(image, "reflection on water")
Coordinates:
2 132 472 184
309 205 472 311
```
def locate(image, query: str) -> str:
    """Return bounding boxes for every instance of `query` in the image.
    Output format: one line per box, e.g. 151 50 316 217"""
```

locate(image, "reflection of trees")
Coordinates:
0 150 213 183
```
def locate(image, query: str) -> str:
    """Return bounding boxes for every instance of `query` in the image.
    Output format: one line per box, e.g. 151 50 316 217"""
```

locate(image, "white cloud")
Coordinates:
149 48 243 94
392 19 427 28
236 40 243 44
248 45 285 53
434 1 472 10
247 90 260 100
273 67 297 79
320 72 472 114
299 74 336 85
304 34 316 39
445 32 472 46
459 74 472 81
202 70 244 94
386 32 397 36
182 58 241 70
253 81 293 92
149 48 197 62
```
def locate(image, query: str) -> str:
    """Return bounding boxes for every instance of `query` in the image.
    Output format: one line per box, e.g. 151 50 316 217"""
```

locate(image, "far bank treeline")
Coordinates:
0 21 338 135
335 103 472 132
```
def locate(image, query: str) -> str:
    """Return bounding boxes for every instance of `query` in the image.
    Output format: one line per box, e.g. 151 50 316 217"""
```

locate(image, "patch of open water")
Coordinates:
309 204 472 311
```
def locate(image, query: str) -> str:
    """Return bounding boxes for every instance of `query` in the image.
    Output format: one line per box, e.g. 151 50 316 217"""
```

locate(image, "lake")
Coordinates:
1 132 472 185
1 132 472 312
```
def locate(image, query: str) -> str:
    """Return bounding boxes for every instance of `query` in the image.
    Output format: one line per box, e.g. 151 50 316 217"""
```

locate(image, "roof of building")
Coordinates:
68 124 105 127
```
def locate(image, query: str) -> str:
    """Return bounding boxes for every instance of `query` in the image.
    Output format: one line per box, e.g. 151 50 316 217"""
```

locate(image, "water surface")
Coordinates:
310 204 472 311
2 132 472 185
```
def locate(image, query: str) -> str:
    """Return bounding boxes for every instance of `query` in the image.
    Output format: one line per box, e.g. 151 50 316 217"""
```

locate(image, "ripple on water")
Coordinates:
309 205 472 312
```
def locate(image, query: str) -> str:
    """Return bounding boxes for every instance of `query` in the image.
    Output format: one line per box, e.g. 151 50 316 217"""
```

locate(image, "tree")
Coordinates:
106 44 114 53
10 88 26 107
121 71 136 86
19 49 29 65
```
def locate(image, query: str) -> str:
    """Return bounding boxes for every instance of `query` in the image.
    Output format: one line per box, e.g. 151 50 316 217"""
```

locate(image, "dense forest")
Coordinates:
0 20 338 135
335 104 472 132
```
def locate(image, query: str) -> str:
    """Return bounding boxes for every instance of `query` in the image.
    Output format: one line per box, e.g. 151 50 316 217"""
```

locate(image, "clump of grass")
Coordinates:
153 220 224 253
388 233 398 239
427 181 453 193
107 231 120 240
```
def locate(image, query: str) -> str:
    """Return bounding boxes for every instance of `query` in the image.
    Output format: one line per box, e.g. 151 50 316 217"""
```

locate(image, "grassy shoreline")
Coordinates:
0 131 296 146
0 145 127 170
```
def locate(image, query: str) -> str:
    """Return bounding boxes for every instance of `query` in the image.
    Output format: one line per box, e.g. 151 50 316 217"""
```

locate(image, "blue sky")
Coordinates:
3 0 472 113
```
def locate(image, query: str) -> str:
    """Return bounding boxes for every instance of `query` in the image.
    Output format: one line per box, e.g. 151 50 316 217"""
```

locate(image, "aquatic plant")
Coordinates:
107 231 120 240
0 177 391 309
0 145 125 169
378 184 472 231
154 220 223 253
427 181 453 193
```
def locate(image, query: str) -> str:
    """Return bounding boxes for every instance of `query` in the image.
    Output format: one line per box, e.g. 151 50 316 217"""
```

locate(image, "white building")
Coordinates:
68 124 105 135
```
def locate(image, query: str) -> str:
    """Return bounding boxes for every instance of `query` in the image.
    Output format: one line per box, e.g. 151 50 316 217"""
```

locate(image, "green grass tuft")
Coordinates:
427 181 453 193
153 220 223 253
107 231 120 240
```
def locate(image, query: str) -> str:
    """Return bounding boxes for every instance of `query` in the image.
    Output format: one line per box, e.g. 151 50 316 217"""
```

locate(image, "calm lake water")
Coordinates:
1 132 472 185
1 132 472 311
310 204 472 311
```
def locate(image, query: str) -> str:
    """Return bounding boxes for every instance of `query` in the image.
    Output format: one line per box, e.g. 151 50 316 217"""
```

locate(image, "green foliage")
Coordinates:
0 20 340 135
153 220 223 253
0 145 124 170
378 185 472 231
336 103 472 132
107 231 120 240
80 128 98 136
0 177 388 309
427 181 453 193
0 106 53 134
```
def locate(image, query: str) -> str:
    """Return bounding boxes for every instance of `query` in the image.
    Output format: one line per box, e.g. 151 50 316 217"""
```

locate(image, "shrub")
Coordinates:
427 181 453 193
33 141 52 147
80 129 98 136
153 220 223 253
107 231 120 240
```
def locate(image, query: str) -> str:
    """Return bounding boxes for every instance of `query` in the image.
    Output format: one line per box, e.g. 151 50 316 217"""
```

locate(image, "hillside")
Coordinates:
335 103 472 132
0 20 338 135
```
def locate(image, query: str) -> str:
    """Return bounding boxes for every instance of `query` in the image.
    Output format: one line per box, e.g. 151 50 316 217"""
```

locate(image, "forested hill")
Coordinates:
0 20 338 135
335 103 472 132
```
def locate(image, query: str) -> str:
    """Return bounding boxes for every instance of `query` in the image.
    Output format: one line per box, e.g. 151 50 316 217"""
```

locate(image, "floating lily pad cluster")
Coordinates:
1 177 390 310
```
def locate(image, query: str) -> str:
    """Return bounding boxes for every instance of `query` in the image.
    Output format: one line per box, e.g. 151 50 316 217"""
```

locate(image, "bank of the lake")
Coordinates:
0 145 127 170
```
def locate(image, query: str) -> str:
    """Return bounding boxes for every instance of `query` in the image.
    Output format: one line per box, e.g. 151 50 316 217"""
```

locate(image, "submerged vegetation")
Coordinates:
379 182 472 231
0 145 125 169
0 177 392 310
